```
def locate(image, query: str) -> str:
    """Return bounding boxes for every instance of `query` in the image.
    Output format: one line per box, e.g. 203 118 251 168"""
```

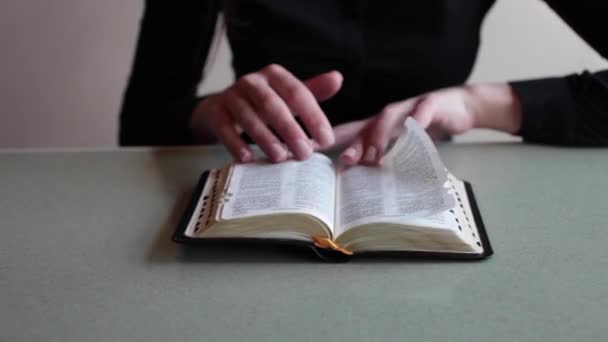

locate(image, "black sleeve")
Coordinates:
509 0 608 146
119 0 220 146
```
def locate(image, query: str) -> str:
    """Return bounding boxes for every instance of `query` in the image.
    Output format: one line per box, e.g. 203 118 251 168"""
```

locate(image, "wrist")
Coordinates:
466 83 522 134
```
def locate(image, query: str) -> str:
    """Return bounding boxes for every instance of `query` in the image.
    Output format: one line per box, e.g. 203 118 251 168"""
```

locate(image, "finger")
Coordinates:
331 119 370 149
362 101 416 165
224 89 288 163
303 70 343 101
263 65 335 149
340 137 364 166
236 72 313 160
213 105 253 163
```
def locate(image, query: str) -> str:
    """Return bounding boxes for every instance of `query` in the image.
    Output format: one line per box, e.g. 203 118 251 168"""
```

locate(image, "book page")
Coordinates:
336 118 454 235
220 153 336 229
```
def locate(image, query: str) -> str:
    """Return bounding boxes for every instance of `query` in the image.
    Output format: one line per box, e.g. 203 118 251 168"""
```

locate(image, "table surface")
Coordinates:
1 144 607 342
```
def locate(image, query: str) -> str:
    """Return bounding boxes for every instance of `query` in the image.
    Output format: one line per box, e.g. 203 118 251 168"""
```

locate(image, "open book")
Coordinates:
173 119 492 261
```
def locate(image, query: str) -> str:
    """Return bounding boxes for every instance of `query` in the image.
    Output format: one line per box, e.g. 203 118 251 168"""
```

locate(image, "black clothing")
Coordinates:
120 0 608 146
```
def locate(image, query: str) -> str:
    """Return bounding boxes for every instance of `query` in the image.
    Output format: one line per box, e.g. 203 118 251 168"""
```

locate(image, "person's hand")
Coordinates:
332 84 522 166
190 64 343 163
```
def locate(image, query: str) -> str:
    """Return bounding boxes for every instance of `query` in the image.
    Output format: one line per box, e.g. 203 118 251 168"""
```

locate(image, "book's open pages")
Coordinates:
181 118 488 256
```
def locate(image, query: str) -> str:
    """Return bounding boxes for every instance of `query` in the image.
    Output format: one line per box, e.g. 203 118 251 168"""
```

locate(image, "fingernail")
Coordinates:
318 127 335 147
239 148 253 163
364 146 377 164
342 147 357 162
293 138 313 159
270 143 287 161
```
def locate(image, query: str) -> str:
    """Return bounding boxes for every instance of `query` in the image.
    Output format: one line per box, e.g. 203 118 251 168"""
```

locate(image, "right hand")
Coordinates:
190 64 343 163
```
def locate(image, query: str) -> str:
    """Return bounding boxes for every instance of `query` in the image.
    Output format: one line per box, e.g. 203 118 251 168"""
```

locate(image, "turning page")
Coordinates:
336 118 454 235
219 153 336 229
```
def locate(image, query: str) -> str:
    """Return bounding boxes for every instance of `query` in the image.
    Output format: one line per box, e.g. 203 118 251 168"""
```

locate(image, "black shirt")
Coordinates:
120 0 608 146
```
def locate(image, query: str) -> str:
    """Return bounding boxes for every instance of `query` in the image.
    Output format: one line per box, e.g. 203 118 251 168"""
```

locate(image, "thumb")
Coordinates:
304 70 343 102
409 97 436 129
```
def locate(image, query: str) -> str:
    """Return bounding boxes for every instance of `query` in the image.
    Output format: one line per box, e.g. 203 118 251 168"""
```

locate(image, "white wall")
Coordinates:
0 0 139 148
0 0 605 148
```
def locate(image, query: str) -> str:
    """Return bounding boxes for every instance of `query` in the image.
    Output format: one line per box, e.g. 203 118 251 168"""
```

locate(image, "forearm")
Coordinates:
190 95 220 144
119 1 219 146
120 95 199 146
466 71 608 146
466 83 523 134
510 71 608 146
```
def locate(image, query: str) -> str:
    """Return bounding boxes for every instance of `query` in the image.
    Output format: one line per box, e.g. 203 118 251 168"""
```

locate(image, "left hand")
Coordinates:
332 84 522 166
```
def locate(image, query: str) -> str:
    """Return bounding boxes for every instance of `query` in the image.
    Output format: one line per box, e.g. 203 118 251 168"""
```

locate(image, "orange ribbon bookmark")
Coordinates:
312 236 353 256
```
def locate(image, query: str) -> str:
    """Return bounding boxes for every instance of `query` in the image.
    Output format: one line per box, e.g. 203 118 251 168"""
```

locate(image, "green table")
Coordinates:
1 144 607 341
